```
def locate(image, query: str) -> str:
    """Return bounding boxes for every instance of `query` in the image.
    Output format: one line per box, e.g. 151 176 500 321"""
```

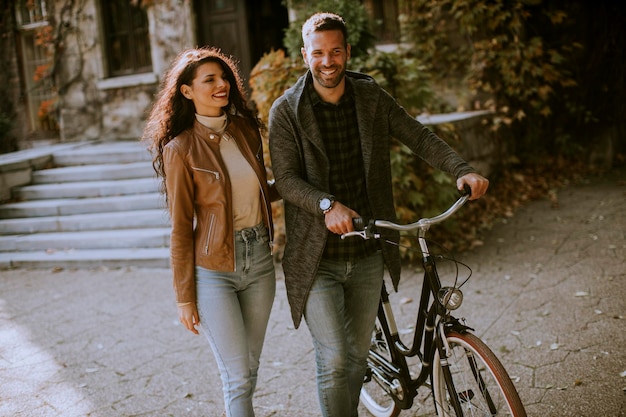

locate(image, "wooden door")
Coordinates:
194 0 288 81
194 0 252 77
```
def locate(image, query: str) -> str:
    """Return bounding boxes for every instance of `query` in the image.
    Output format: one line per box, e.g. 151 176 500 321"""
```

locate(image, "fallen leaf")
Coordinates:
574 291 589 297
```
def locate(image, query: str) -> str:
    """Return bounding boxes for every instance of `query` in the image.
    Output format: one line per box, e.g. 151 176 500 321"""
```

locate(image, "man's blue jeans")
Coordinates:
196 223 276 417
303 251 384 417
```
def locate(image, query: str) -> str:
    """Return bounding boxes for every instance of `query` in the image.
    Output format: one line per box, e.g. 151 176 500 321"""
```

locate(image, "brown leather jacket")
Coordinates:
163 116 276 304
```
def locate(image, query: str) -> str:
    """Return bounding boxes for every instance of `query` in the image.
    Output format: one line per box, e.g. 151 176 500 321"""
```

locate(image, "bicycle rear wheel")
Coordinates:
432 331 527 417
359 318 402 417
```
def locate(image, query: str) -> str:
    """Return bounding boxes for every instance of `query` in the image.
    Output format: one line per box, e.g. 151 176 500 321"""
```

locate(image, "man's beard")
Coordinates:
313 66 346 89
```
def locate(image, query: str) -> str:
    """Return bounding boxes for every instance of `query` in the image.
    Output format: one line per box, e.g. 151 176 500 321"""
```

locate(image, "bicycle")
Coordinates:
342 188 527 417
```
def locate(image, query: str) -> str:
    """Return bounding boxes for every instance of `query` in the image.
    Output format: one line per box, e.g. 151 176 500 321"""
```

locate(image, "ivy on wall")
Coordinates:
401 0 625 162
0 0 18 152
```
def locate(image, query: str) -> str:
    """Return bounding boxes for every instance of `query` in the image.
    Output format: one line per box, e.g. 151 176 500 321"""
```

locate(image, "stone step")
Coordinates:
13 177 160 200
0 228 170 252
0 193 164 219
0 140 170 270
32 162 155 184
0 247 170 270
0 209 170 235
51 141 152 166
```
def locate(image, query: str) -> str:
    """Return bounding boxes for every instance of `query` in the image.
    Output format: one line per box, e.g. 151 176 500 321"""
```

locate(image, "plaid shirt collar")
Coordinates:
305 72 355 108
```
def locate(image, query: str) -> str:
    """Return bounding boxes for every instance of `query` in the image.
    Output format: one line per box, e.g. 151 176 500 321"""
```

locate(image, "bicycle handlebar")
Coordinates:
341 186 471 240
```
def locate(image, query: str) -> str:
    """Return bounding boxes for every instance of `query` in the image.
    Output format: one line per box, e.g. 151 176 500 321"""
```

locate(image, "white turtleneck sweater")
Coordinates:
196 113 262 231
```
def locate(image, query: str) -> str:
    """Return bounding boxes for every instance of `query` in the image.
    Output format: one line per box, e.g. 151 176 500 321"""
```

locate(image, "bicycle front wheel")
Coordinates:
359 318 402 417
432 331 527 417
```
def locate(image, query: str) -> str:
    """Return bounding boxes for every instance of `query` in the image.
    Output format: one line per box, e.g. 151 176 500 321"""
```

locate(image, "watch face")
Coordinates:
320 198 331 211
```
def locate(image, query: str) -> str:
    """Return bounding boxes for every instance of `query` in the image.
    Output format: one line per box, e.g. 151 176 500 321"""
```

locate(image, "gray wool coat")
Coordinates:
268 70 475 328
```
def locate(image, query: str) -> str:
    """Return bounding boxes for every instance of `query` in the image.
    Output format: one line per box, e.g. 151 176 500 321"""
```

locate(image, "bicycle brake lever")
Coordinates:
342 218 380 240
341 230 369 240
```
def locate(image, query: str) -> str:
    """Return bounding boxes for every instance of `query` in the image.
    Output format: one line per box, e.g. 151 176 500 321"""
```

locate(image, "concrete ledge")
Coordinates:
0 143 87 203
417 110 497 176
417 110 492 125
0 143 85 173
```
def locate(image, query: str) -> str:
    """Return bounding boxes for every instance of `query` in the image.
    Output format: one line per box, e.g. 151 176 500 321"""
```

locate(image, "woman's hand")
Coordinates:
178 303 200 335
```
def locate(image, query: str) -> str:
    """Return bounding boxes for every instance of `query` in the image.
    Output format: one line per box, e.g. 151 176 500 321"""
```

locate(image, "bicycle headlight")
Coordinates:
438 287 463 310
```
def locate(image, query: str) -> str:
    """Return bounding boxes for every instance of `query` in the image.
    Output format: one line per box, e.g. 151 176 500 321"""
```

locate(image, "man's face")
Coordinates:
302 29 351 91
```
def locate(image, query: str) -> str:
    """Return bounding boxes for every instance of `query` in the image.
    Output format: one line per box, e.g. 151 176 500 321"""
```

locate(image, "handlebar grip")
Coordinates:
460 184 472 197
352 217 366 231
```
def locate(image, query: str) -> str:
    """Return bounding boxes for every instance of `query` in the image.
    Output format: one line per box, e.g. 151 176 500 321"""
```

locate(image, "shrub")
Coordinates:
282 0 374 59
0 111 17 154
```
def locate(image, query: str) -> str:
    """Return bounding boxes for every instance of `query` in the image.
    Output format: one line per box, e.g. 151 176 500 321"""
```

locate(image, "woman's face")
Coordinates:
180 61 230 117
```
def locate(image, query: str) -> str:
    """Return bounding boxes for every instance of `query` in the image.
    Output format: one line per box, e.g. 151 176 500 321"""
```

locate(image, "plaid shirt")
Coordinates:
307 80 380 260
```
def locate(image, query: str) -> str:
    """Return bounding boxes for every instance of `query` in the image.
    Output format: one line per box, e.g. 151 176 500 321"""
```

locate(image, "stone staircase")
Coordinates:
0 141 171 269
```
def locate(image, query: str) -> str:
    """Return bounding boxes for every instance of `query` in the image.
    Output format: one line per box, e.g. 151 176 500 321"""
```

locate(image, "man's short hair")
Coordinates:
301 12 348 47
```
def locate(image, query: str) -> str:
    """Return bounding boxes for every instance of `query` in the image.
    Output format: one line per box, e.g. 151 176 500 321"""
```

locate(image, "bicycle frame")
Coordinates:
354 191 527 417
351 192 473 411
371 244 469 410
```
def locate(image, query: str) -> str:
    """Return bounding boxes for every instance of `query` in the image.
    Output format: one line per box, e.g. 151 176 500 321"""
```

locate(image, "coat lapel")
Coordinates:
292 74 326 158
351 76 376 181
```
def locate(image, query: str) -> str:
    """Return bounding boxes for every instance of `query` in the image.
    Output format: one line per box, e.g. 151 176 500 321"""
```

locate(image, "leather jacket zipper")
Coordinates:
203 213 216 255
192 167 220 180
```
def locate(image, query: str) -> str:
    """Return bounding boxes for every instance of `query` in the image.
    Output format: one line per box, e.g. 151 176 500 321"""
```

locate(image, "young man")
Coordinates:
268 12 489 417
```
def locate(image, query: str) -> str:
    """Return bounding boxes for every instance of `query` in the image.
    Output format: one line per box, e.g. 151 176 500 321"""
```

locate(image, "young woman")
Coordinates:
143 47 278 417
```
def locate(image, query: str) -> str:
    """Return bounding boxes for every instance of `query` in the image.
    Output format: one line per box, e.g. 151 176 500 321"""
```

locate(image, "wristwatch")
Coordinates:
319 197 334 215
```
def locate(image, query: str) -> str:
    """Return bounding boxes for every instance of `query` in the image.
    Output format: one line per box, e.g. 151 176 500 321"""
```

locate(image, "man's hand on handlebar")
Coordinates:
324 201 360 235
457 173 489 200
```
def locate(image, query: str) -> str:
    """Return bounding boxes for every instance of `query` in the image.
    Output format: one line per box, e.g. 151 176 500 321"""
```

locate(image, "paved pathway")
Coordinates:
1 167 624 417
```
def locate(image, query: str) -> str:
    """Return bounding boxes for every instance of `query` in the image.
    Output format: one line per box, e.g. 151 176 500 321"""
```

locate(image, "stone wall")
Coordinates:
418 110 501 177
52 0 195 142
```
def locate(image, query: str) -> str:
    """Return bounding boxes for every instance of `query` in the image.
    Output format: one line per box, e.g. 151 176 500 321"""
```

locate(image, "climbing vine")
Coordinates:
400 0 624 162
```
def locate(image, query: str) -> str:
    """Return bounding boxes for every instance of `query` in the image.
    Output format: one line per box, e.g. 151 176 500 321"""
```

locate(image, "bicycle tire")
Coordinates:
359 317 402 417
432 331 527 417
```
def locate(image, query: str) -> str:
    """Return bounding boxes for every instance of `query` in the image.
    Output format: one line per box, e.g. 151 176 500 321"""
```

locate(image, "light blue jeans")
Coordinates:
196 223 276 417
304 251 384 417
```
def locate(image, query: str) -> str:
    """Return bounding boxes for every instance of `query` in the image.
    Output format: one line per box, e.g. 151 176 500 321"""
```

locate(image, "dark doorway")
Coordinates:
194 0 289 82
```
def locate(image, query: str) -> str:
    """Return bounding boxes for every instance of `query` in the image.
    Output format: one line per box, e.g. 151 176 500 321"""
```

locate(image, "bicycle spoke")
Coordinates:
360 318 403 417
432 331 527 416
466 348 498 414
